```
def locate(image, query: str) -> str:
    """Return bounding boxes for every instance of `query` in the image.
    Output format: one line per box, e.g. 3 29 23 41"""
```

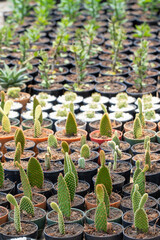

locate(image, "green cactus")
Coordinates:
34 119 41 138
78 157 85 169
61 141 69 154
27 157 44 189
20 196 34 217
65 112 77 136
0 91 5 122
1 114 11 133
145 144 151 171
6 194 21 233
7 87 20 98
95 184 107 232
112 131 120 147
101 103 107 113
100 113 112 137
134 193 149 233
15 162 32 201
14 142 22 165
81 135 86 147
132 184 141 213
92 93 101 102
144 136 150 150
96 184 110 217
33 97 42 124
107 141 122 159
133 161 142 183
14 129 25 153
95 150 112 196
58 173 71 218
0 162 4 188
64 153 78 187
50 202 65 235
48 134 57 148
3 100 12 116
133 117 142 139
45 152 51 170
35 105 42 121
64 155 76 202
113 151 117 171
80 144 90 158
137 98 145 128
47 146 52 160
69 102 74 115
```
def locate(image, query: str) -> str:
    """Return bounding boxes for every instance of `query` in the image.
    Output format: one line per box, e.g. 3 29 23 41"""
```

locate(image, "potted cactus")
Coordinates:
0 161 15 194
84 184 123 240
85 150 122 209
44 202 84 240
55 111 87 144
0 194 38 239
22 96 53 130
90 112 122 145
37 134 61 153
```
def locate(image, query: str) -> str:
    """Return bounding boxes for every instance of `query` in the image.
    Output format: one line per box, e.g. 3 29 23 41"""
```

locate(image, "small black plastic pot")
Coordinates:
126 85 157 98
105 152 132 163
4 139 35 152
145 167 160 185
0 221 38 240
32 85 64 98
44 223 84 240
42 162 64 184
4 150 35 162
4 167 21 186
131 142 160 155
84 223 123 240
63 84 95 98
101 141 131 153
122 208 160 228
17 180 54 198
95 82 127 98
0 180 15 195
0 192 8 208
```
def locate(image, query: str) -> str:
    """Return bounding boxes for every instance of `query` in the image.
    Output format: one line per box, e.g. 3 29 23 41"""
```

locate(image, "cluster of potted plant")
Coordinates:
0 0 160 239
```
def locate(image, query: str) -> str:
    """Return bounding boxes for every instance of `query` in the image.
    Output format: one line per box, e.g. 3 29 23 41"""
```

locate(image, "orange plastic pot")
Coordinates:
10 193 46 210
55 129 87 144
89 130 122 145
158 122 160 131
13 92 30 110
0 206 8 225
124 121 157 132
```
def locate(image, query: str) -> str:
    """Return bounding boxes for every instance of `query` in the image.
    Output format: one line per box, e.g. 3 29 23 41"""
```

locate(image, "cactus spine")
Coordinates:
58 173 71 218
78 157 85 169
100 113 112 137
133 117 142 139
95 150 112 196
6 194 21 233
144 136 150 150
80 144 90 158
27 157 44 189
48 134 57 148
65 112 77 136
14 129 25 153
95 184 107 232
0 162 4 188
51 202 65 235
64 153 78 187
34 119 41 138
20 196 34 216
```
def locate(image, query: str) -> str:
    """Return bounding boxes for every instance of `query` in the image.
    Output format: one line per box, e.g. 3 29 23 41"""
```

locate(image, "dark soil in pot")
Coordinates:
37 140 61 152
32 83 63 97
66 74 96 84
101 141 130 153
70 151 99 163
47 194 84 211
4 150 35 162
4 139 35 152
124 129 156 141
40 161 64 183
37 150 64 162
132 153 160 166
64 83 95 98
14 192 46 207
70 140 99 153
95 82 127 98
0 193 8 208
120 196 157 212
56 118 85 129
89 119 122 132
126 85 157 97
105 152 132 162
122 182 159 198
124 121 156 132
95 75 125 84
131 142 160 154
109 162 132 184
0 179 15 194
22 119 53 129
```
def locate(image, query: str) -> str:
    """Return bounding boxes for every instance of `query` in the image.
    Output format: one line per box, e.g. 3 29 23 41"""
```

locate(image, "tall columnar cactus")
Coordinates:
133 191 149 233
15 162 32 201
133 160 142 183
144 136 150 150
50 202 65 235
45 152 51 170
58 173 71 218
96 184 110 217
95 184 107 232
33 97 42 124
81 135 86 147
14 129 25 153
113 151 117 171
61 141 69 154
145 143 151 171
133 117 142 139
14 142 22 166
48 134 58 148
137 98 145 128
0 91 5 122
132 184 141 214
64 153 78 187
78 157 85 169
64 154 76 202
112 131 120 147
6 194 21 233
107 140 122 158
101 103 107 113
80 144 90 158
20 196 34 217
34 119 41 138
0 162 4 188
27 157 44 189
65 112 77 136
100 113 112 137
95 150 112 196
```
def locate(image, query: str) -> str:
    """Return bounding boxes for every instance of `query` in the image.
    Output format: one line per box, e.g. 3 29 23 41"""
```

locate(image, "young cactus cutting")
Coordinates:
50 202 65 235
65 112 77 136
34 105 42 138
133 116 142 139
99 113 112 137
80 144 90 159
48 134 58 148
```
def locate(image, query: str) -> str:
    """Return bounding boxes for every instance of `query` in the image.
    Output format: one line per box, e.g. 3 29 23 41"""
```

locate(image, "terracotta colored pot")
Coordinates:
0 206 8 225
158 122 160 131
89 129 122 145
124 120 157 132
10 193 46 210
12 92 31 110
55 129 88 144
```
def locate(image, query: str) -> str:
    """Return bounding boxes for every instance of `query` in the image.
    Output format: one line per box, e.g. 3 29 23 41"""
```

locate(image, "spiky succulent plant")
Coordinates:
14 142 22 166
45 152 51 170
80 144 90 158
112 131 120 147
0 99 12 133
133 117 142 139
144 136 150 150
95 150 112 196
78 157 85 169
145 142 151 171
64 153 78 187
48 134 58 148
14 129 25 153
50 202 65 235
61 141 69 154
113 151 117 171
20 196 34 217
137 98 145 128
0 162 4 188
100 113 112 137
7 87 20 98
81 135 86 147
107 140 122 158
33 97 43 124
65 112 77 136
